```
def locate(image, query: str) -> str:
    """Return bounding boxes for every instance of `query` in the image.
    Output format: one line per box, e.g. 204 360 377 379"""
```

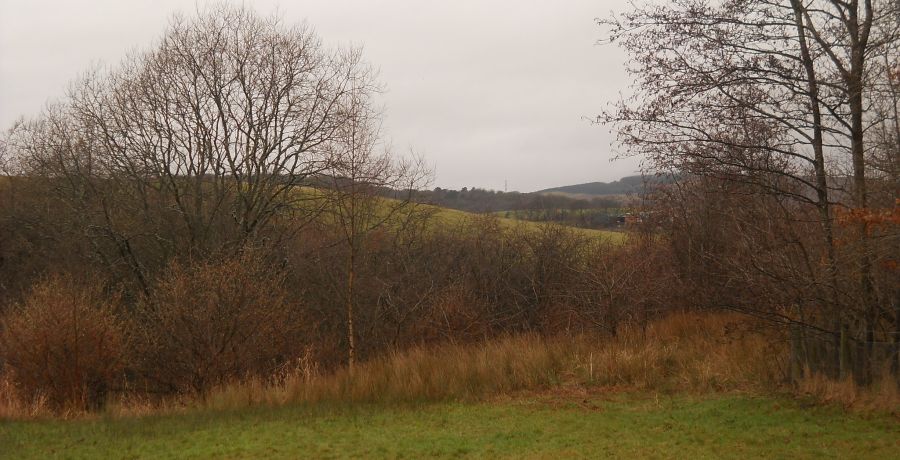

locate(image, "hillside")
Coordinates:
429 204 627 243
417 187 621 214
536 175 672 197
323 190 627 243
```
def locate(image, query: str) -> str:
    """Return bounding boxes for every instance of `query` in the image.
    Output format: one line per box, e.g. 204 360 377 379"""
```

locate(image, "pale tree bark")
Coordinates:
323 111 432 371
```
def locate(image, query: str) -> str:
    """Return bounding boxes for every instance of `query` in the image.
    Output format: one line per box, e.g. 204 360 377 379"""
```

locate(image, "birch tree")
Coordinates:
323 114 432 370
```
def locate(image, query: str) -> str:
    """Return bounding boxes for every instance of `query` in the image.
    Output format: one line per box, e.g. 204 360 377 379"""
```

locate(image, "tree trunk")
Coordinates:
894 298 900 377
841 0 874 384
347 247 356 373
790 324 804 384
840 322 852 381
792 0 841 377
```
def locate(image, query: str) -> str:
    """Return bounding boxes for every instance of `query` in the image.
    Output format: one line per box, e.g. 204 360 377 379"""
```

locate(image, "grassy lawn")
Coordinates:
2 394 897 459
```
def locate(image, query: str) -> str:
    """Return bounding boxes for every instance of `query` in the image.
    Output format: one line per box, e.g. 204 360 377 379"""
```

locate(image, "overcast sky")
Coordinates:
0 0 640 192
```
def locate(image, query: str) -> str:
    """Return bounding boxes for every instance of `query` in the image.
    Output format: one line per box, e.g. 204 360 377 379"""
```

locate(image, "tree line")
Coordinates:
420 187 622 213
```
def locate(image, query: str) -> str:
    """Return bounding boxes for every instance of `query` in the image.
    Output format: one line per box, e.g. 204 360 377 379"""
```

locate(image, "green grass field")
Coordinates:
2 394 897 459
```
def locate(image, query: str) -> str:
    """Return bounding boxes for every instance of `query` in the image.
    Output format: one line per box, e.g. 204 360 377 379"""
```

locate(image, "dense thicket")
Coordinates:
0 6 679 411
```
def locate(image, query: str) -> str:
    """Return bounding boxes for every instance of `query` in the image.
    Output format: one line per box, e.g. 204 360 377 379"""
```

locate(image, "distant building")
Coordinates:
616 213 643 226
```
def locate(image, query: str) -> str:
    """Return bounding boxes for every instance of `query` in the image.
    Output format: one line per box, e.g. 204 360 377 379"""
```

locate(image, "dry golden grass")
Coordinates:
0 373 50 419
7 312 896 420
146 312 785 415
797 371 900 412
186 312 896 415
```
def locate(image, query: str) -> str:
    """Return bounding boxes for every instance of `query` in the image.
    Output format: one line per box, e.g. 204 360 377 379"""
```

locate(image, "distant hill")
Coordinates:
536 175 661 197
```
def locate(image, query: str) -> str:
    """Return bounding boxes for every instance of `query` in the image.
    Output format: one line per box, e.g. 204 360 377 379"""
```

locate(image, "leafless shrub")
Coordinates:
129 252 307 394
0 276 125 411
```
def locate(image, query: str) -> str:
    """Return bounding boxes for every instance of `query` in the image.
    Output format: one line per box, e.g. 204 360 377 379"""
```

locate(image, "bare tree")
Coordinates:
322 112 432 370
6 4 379 291
601 0 900 381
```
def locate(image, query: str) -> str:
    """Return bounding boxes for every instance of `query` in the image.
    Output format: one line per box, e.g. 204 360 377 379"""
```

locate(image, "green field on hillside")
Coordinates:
2 394 896 459
430 205 627 243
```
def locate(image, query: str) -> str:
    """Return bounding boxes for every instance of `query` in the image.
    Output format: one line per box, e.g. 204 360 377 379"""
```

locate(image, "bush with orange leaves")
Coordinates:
129 253 308 395
0 277 126 411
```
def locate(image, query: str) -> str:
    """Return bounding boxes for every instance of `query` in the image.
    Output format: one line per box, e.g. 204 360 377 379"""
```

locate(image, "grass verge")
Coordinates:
1 393 897 459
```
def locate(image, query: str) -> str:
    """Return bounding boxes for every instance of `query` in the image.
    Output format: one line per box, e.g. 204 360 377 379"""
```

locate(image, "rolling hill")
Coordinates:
428 204 626 243
534 176 659 196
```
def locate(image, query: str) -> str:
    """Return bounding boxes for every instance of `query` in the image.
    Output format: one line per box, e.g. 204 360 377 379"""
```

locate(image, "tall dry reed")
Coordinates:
186 312 782 413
